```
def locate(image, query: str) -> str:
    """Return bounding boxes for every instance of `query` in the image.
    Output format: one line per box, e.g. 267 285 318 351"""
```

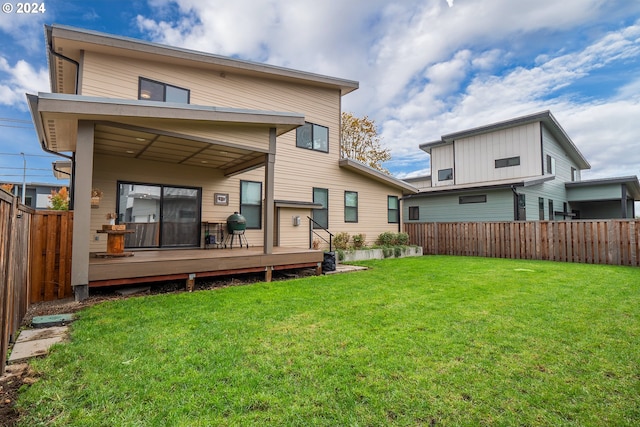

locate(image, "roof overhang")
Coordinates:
403 175 555 199
419 111 591 170
52 160 72 179
28 93 305 176
566 176 640 200
274 200 324 209
46 24 359 96
338 158 418 194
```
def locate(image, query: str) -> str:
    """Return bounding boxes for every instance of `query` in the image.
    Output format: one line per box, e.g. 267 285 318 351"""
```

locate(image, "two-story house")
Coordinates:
403 111 639 222
28 24 416 300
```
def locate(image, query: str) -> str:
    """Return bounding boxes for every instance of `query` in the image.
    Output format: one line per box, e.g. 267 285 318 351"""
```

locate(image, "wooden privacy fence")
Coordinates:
405 220 640 267
1 190 32 374
1 188 73 373
30 210 73 302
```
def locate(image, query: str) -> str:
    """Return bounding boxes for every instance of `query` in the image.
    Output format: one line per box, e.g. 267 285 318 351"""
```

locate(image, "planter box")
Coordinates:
340 246 423 262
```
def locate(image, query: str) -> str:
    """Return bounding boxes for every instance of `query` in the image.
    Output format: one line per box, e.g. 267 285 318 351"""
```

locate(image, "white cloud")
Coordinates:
0 57 49 109
134 0 640 179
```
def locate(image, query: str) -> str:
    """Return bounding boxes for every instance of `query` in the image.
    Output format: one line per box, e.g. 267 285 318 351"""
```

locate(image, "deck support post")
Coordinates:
316 262 322 276
265 266 273 282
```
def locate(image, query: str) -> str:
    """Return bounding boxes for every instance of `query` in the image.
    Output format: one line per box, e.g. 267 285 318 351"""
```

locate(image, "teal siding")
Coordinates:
404 189 514 222
567 184 623 202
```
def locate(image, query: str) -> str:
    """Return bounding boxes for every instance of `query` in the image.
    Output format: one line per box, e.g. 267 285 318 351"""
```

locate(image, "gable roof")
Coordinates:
45 24 359 96
419 111 590 170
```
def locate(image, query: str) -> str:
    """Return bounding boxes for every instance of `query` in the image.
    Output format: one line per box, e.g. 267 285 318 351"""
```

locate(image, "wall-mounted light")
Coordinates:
293 216 301 226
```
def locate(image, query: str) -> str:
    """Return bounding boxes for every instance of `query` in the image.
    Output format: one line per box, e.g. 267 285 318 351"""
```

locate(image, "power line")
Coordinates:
0 152 62 158
0 167 53 171
0 118 32 123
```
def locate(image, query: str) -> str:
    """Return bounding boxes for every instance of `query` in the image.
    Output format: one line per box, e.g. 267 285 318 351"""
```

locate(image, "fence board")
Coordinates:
405 220 640 267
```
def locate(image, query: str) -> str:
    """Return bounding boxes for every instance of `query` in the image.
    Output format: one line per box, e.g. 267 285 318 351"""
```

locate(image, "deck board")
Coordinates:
89 246 323 286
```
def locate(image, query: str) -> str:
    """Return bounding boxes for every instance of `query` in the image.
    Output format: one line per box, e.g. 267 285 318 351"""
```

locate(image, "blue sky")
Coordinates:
1 0 639 187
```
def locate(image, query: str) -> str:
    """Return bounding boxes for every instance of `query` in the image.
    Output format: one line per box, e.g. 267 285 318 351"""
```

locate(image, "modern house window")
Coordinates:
240 181 262 229
546 155 556 174
139 77 190 103
495 156 520 168
571 167 577 181
344 191 358 223
117 182 201 248
388 196 399 223
459 195 487 204
548 200 554 220
408 206 419 220
313 188 329 229
296 122 329 152
438 168 453 181
539 197 545 220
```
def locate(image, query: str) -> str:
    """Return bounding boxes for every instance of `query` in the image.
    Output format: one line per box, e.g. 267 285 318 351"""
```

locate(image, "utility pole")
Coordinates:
20 152 26 204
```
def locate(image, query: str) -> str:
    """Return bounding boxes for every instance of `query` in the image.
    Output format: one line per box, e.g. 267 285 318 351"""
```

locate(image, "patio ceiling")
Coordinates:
28 93 305 176
93 122 267 175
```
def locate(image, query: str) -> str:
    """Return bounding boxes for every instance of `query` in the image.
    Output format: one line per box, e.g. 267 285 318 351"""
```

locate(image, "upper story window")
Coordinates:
438 168 453 181
296 122 329 153
571 167 578 182
495 156 520 168
546 155 556 174
139 77 190 103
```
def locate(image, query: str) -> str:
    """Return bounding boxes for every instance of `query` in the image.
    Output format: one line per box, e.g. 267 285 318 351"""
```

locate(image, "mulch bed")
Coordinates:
1 268 317 426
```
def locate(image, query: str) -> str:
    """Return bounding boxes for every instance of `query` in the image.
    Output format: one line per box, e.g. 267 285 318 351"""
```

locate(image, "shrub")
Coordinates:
49 187 69 210
376 231 396 246
396 232 410 246
334 232 350 250
352 233 366 249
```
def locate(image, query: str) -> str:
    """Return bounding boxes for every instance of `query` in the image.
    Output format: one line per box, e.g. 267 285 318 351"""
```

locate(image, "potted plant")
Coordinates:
103 212 124 230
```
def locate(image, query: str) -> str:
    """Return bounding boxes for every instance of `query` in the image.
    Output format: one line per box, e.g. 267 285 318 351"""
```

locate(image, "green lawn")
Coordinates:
17 256 640 426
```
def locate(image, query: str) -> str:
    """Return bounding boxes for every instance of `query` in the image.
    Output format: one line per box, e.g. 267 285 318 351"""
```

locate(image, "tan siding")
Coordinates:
82 49 402 252
278 208 312 248
455 122 541 185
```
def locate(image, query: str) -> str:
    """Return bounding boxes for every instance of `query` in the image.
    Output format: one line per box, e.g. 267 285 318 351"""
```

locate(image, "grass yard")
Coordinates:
16 256 640 426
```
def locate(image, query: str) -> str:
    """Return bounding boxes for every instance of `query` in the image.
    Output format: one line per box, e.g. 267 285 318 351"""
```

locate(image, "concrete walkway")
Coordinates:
8 317 73 364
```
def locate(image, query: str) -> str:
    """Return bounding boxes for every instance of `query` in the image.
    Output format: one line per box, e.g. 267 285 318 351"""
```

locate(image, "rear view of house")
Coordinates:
28 24 416 300
404 111 639 222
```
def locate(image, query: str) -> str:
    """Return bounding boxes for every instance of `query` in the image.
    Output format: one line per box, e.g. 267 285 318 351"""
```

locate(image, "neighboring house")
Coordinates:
28 25 416 298
403 111 639 222
0 182 67 209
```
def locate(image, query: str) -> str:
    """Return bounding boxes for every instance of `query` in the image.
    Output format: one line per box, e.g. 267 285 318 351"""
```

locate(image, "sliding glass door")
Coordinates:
118 182 201 248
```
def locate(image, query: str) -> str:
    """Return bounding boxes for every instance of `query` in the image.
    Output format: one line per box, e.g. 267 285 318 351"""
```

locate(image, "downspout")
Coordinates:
45 37 79 208
511 185 519 221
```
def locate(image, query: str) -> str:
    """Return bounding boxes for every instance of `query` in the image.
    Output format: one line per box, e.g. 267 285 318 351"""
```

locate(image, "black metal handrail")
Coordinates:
307 216 333 252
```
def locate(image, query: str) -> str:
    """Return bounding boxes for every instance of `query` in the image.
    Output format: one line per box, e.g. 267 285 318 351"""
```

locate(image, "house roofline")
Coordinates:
566 175 640 200
47 24 359 96
419 111 591 170
402 175 554 199
338 158 418 194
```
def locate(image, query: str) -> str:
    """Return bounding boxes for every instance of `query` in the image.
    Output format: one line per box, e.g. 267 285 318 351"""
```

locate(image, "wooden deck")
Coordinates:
88 246 324 287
